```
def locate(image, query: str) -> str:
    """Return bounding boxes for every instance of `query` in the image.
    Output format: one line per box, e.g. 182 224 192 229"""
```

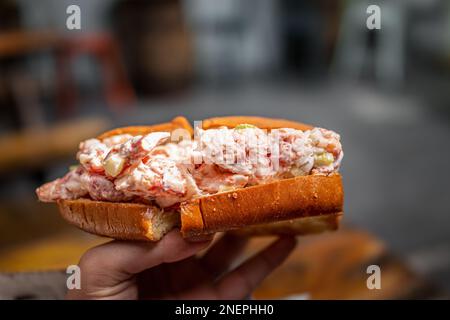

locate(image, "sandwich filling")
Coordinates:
37 126 343 208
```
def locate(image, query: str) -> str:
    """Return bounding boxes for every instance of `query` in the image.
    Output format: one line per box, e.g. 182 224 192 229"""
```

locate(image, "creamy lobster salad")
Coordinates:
37 125 343 208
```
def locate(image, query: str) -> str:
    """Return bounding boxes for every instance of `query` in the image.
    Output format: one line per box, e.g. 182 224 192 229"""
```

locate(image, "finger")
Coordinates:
200 233 249 278
79 230 213 278
214 236 296 299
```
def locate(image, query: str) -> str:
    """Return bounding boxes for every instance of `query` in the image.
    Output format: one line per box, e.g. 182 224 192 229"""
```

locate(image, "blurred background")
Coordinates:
0 0 450 299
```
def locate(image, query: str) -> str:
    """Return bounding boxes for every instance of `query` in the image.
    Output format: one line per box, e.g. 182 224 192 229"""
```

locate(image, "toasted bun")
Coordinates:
180 174 343 237
229 212 343 236
58 199 180 241
97 116 193 140
202 116 313 131
200 116 343 237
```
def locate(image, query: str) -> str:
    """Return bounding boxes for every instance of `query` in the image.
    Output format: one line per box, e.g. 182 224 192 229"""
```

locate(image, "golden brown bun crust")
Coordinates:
202 116 313 131
201 116 341 237
98 116 310 140
97 116 193 140
180 174 343 237
229 212 343 236
57 199 179 241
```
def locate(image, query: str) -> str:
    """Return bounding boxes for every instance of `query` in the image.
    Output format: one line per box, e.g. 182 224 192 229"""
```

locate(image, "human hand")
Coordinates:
66 230 296 299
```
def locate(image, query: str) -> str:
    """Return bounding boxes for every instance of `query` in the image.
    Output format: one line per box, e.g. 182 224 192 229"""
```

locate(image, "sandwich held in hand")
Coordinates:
36 116 344 241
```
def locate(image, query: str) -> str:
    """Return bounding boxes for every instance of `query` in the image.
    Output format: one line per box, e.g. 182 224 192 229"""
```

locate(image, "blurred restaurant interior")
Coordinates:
0 0 450 299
